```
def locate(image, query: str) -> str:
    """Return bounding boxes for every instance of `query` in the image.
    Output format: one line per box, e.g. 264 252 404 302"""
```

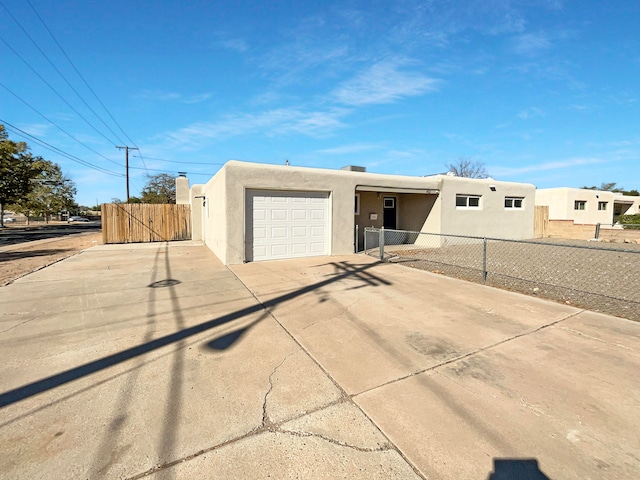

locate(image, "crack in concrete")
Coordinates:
277 428 394 453
558 326 635 351
261 350 298 428
0 314 43 334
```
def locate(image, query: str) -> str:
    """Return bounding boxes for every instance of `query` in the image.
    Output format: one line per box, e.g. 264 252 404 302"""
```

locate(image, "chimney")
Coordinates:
341 165 366 172
175 173 190 204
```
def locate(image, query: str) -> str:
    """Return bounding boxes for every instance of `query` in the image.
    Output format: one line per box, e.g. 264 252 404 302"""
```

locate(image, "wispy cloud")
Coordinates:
518 107 544 119
316 143 381 155
332 59 439 106
491 157 605 176
512 32 552 56
160 107 350 149
219 38 249 53
17 123 51 137
137 90 212 104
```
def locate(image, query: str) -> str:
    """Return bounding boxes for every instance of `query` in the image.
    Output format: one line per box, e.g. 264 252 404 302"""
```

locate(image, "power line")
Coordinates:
0 0 125 146
133 155 224 166
128 165 216 176
0 81 123 168
0 34 120 147
25 0 140 149
0 119 125 177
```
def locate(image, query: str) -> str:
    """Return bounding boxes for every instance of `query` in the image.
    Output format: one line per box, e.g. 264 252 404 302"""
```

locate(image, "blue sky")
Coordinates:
1 0 639 207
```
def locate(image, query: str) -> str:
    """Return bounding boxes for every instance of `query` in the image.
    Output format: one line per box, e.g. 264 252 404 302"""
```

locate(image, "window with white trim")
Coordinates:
504 197 524 209
598 201 607 211
456 194 481 208
574 200 586 210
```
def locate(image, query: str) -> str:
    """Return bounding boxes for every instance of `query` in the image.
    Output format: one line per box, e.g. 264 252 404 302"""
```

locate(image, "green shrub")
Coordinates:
618 214 640 229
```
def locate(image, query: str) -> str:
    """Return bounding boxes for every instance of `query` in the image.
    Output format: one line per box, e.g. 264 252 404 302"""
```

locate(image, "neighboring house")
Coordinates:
535 188 640 225
184 161 536 265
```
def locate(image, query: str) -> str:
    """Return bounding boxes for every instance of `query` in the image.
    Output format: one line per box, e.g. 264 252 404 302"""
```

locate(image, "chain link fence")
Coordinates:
595 223 640 243
363 227 640 322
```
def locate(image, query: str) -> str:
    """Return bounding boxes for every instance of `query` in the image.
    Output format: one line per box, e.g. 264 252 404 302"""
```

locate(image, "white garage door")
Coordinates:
246 190 329 262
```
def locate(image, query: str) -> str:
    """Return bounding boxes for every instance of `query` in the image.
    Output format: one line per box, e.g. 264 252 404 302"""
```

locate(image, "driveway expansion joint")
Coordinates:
354 309 586 398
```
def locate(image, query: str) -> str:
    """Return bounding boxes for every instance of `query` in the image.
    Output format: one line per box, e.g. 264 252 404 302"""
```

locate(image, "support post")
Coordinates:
379 227 385 261
116 146 139 203
482 237 487 284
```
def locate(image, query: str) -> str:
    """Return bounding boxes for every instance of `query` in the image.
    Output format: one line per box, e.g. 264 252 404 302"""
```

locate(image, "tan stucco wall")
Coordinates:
194 161 536 264
437 176 536 239
189 185 204 241
175 176 190 205
535 188 618 224
194 168 228 261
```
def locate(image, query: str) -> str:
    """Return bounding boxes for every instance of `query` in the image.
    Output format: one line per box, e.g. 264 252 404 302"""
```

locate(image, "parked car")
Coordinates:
68 216 90 223
2 216 15 223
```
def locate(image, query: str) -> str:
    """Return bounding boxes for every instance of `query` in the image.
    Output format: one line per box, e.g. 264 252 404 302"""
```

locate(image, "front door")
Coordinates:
383 196 397 229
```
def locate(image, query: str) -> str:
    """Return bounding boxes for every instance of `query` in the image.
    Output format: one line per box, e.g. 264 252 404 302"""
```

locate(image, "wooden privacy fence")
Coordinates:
102 203 191 244
534 205 549 238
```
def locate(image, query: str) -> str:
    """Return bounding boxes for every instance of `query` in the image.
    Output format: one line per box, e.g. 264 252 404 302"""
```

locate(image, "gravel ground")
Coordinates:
369 238 640 322
0 231 102 286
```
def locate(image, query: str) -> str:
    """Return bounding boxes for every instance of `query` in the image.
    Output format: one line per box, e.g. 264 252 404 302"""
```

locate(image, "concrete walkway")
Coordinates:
0 243 638 479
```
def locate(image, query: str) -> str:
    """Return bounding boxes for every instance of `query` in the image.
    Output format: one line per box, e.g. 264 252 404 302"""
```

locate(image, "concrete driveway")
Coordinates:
0 243 638 479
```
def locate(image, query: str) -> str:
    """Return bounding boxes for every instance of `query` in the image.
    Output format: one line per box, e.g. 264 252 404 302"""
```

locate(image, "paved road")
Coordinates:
0 223 101 247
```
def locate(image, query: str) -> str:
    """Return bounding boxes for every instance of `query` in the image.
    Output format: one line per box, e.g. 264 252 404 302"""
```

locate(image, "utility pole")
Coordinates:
116 146 139 203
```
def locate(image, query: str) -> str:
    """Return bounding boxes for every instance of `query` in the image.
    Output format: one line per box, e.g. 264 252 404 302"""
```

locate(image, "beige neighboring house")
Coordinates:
182 160 536 265
535 187 640 225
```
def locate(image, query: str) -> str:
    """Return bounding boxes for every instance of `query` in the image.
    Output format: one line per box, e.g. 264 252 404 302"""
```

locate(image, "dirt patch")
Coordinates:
0 232 102 286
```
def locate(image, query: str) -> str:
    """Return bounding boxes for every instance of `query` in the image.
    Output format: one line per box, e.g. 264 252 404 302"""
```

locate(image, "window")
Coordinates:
355 194 360 215
574 200 586 210
505 197 524 209
598 201 607 211
456 194 481 208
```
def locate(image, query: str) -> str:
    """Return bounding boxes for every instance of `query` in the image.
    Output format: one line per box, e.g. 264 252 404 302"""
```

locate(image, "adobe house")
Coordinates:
536 187 640 225
182 161 535 265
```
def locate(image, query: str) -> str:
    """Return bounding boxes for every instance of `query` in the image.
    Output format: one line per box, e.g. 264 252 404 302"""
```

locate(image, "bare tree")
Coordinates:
445 158 489 178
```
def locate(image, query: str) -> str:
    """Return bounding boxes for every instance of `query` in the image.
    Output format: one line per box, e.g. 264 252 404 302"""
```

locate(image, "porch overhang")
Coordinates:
356 185 439 195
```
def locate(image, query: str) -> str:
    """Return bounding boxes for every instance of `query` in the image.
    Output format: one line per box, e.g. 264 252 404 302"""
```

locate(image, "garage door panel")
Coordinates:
271 209 287 220
254 227 267 239
291 243 307 255
271 226 287 238
247 190 329 262
310 209 325 220
291 209 307 220
310 226 325 237
270 244 288 256
310 242 325 253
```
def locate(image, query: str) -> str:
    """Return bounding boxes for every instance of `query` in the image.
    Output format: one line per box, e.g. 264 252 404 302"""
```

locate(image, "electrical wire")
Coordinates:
0 35 120 147
0 0 125 146
128 165 216 176
0 81 123 168
25 0 141 150
133 155 224 166
1 119 125 177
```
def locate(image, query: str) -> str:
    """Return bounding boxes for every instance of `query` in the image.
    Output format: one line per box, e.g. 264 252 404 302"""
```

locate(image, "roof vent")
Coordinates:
341 165 366 172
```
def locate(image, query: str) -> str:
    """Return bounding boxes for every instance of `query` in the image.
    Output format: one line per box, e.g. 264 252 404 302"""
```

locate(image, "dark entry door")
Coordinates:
383 196 397 229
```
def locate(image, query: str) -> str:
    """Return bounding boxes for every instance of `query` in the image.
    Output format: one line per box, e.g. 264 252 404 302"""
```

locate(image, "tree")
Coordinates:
445 158 489 179
140 173 176 204
581 183 638 195
10 160 77 223
581 182 622 192
0 125 43 226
